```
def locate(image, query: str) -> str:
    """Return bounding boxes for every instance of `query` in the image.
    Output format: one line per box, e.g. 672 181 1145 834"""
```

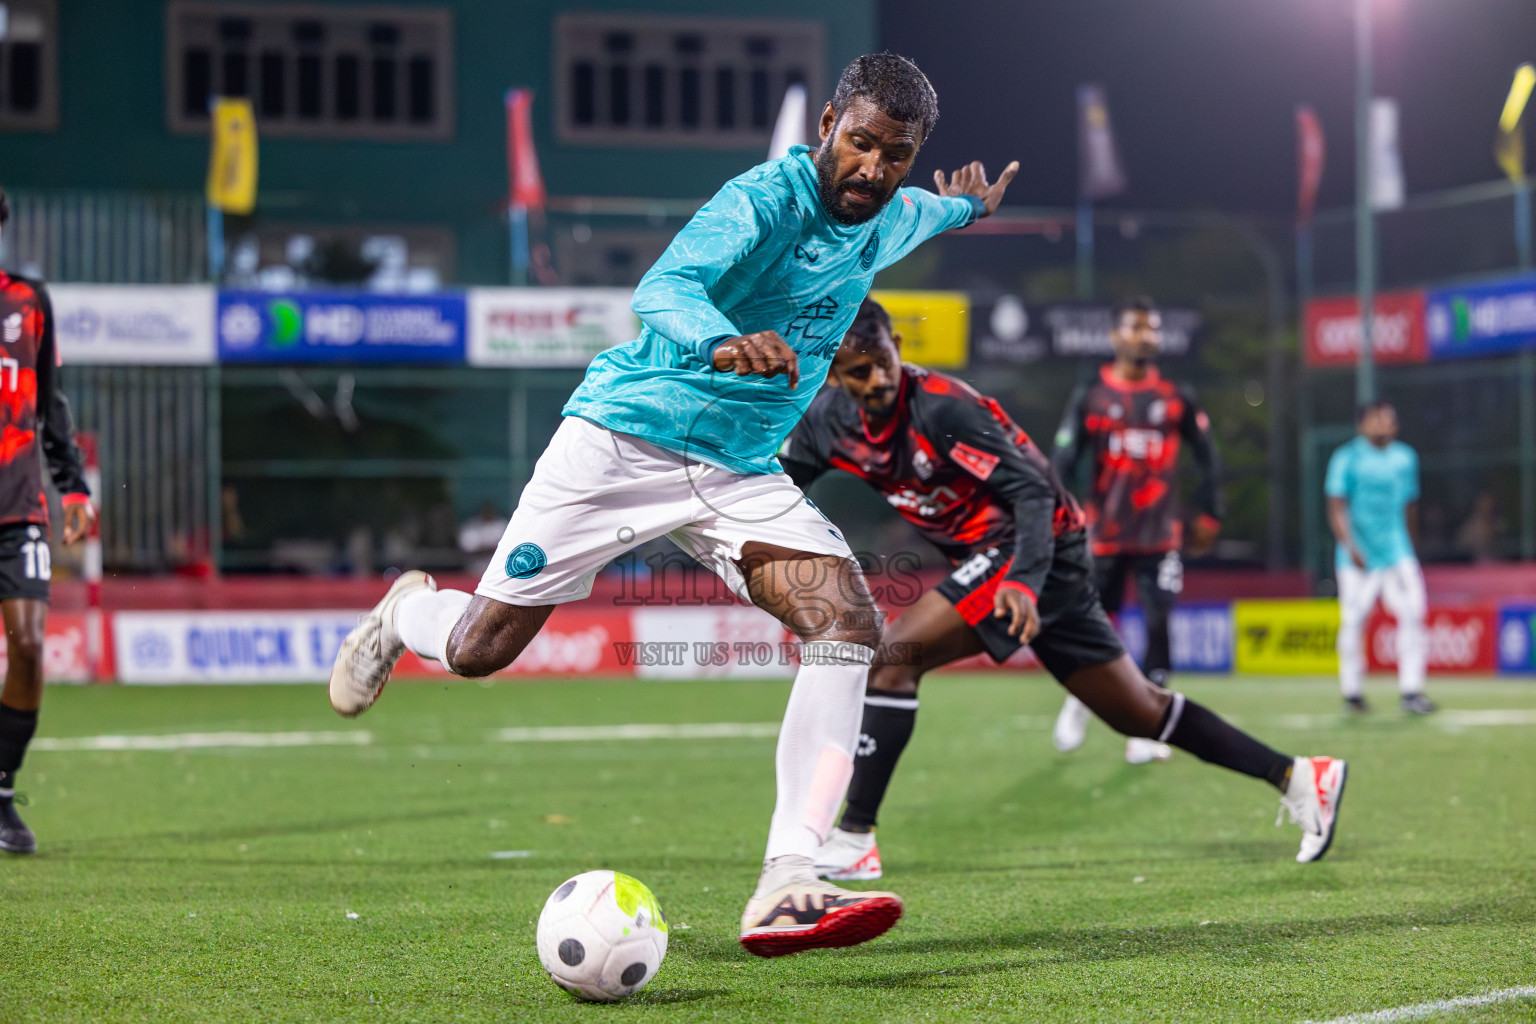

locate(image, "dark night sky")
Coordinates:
879 0 1536 213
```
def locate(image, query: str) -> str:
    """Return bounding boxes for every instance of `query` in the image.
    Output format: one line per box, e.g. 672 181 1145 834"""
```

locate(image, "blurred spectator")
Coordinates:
1454 491 1507 563
458 503 509 576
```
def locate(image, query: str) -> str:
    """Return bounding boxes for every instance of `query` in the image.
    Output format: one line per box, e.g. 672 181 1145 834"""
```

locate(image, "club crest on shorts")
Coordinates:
506 542 547 579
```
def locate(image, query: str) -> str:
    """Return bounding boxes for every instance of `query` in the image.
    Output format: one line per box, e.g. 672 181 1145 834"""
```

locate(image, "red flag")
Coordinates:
1296 106 1326 225
506 88 546 210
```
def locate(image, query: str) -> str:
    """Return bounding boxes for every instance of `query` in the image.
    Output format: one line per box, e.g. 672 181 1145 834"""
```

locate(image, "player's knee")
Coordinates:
7 632 43 669
796 602 882 650
443 634 511 679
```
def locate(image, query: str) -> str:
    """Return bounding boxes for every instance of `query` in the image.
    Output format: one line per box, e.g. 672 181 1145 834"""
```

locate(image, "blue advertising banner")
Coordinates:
1425 274 1536 360
1117 602 1233 673
1496 604 1536 674
217 291 467 364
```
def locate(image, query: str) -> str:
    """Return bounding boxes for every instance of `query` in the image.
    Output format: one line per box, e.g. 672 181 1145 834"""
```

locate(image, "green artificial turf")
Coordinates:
4 675 1534 1023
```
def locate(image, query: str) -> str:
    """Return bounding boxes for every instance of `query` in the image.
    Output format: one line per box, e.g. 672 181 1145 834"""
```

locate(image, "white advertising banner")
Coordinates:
467 288 637 367
113 610 363 684
50 285 217 365
629 606 793 680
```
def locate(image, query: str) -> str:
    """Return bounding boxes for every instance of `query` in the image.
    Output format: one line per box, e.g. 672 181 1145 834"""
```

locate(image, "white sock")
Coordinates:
762 640 872 865
393 588 472 667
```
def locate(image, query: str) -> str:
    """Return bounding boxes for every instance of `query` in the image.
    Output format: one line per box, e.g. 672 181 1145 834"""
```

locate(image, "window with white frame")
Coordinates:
165 2 453 140
555 13 825 149
0 0 58 130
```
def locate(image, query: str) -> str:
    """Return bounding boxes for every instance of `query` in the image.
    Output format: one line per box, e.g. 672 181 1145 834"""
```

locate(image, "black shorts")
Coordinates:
934 531 1125 682
0 523 52 602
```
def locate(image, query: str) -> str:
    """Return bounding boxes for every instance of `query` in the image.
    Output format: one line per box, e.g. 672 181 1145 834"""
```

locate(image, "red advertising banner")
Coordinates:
0 612 93 683
1305 290 1428 367
396 606 632 678
1366 605 1497 674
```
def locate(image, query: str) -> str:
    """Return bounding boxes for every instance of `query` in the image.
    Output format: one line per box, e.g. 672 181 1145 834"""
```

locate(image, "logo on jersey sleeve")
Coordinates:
2 313 21 344
949 442 1000 481
505 542 547 579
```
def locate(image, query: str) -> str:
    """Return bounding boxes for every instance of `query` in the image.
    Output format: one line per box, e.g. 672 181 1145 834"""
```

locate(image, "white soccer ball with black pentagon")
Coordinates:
536 870 668 1002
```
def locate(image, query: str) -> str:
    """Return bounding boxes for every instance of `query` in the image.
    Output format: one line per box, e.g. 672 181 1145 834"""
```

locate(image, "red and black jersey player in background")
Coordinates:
782 298 1344 882
0 188 97 854
1050 296 1223 765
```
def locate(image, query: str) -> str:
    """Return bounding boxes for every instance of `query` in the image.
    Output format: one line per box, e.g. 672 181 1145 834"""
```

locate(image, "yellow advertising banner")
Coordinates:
1233 599 1339 675
206 98 258 214
869 290 969 369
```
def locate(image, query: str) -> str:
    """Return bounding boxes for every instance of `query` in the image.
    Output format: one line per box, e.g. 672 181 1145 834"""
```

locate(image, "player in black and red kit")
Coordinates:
782 299 1345 879
1050 297 1223 763
0 189 96 853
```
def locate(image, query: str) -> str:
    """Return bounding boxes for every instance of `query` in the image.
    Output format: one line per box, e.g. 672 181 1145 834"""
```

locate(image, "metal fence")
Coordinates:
61 365 216 573
1 188 206 284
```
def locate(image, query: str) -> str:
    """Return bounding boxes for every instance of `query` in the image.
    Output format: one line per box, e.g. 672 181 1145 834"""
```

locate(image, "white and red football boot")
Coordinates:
739 855 902 958
813 827 884 881
1278 755 1348 863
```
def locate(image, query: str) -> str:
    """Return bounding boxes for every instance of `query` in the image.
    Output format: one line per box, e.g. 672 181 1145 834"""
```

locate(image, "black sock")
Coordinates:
0 704 39 793
838 691 918 832
1161 696 1292 791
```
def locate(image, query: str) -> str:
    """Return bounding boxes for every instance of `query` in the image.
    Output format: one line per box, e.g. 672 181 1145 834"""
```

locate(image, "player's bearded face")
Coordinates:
1113 312 1163 367
833 338 902 416
814 100 917 225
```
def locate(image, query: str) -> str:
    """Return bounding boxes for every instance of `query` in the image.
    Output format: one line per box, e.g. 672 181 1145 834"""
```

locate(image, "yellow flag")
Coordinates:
206 98 258 214
1495 64 1535 182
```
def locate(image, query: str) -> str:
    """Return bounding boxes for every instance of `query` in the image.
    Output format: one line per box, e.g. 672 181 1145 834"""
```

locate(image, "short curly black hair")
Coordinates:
843 296 895 352
1112 295 1158 325
830 52 939 140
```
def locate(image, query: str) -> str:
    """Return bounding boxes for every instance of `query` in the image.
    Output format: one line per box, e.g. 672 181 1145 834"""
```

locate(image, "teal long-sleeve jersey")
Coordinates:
561 145 980 475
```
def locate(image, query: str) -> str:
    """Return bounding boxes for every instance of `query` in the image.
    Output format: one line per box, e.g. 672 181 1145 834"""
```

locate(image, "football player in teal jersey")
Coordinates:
1327 400 1435 714
328 53 1018 957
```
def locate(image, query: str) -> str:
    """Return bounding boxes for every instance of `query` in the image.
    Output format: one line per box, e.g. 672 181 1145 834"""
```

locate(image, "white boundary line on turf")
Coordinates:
493 722 780 743
1277 709 1536 730
32 730 372 752
1301 985 1536 1024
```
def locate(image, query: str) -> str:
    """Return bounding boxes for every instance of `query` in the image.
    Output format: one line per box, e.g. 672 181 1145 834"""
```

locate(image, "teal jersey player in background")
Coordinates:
328 53 1020 959
564 145 982 474
1326 400 1435 715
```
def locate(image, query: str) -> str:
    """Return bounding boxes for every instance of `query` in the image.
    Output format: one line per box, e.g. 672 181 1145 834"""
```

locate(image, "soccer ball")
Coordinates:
535 870 669 1002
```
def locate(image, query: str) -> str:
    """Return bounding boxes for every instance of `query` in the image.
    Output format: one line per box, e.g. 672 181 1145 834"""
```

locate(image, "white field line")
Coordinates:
1276 709 1536 730
33 730 372 752
1016 709 1536 732
493 722 780 743
1302 984 1536 1024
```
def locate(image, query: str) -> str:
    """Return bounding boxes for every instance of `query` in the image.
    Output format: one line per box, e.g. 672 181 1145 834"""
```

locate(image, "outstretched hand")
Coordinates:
993 586 1041 642
935 160 1020 217
712 330 800 389
62 499 96 545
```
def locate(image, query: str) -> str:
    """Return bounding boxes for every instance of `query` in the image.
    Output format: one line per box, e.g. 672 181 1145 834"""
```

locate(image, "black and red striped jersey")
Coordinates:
0 272 89 527
1051 365 1222 556
781 364 1085 599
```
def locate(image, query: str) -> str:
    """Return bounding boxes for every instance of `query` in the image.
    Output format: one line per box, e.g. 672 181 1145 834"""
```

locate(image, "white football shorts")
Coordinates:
476 415 853 606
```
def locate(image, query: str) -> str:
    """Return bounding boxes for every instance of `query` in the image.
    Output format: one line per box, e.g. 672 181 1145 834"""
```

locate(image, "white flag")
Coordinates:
768 83 807 161
1370 98 1405 211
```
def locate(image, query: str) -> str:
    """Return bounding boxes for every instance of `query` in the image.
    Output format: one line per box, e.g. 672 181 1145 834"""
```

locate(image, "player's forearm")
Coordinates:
1326 498 1354 549
41 393 90 498
631 271 742 362
1003 495 1057 598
